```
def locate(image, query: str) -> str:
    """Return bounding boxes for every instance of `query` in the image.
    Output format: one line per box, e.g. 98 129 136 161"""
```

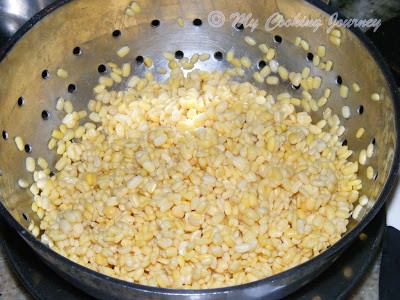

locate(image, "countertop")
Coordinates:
0 245 31 300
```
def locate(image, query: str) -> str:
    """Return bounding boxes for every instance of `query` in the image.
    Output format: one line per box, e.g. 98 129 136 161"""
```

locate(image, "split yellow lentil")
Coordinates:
26 56 363 289
15 136 24 151
177 18 184 28
57 68 69 79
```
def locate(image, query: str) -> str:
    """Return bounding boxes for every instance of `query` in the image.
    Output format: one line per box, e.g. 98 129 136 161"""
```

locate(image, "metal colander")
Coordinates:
0 0 399 299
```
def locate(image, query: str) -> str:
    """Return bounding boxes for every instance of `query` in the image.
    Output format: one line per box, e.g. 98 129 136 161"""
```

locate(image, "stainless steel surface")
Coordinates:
0 0 54 44
0 0 398 299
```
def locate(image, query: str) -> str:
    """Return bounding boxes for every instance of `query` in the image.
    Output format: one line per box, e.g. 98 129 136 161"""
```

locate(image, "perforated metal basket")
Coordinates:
0 0 399 299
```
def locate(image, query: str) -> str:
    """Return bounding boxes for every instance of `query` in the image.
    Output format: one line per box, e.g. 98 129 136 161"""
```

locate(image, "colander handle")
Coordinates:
380 176 400 300
380 226 400 299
